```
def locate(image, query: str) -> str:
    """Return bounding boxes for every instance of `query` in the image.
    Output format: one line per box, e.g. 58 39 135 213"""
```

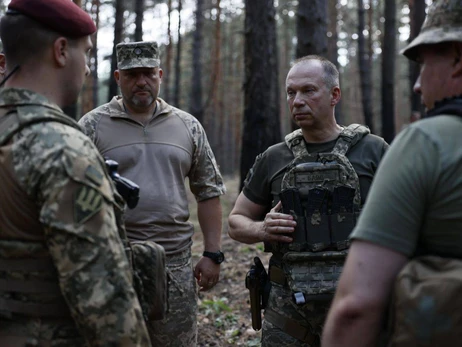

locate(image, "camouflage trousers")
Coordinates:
147 248 198 347
261 282 332 347
0 316 84 346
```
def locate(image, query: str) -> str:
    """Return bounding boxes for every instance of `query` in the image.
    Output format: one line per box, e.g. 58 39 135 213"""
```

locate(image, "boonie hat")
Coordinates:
116 41 160 70
402 0 462 61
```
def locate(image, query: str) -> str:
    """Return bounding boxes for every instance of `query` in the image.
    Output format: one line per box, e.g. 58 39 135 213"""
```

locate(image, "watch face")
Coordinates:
216 252 224 263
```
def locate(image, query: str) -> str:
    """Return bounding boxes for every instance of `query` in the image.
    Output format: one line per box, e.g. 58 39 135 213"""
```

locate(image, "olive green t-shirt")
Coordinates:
243 132 388 213
351 115 462 258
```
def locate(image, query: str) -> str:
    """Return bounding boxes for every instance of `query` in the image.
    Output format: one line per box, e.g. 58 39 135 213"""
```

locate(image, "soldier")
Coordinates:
228 55 388 346
0 0 150 346
79 41 226 346
323 0 462 346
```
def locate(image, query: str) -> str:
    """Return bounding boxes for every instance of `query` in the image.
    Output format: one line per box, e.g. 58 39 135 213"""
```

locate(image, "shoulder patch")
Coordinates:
74 186 103 224
84 165 104 187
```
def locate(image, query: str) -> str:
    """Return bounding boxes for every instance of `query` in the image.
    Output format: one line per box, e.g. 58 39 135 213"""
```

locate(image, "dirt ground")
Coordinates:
189 176 271 347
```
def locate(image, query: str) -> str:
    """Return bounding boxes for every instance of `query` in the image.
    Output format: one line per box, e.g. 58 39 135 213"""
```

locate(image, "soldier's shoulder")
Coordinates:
358 132 388 148
266 141 291 156
79 102 112 124
25 120 99 158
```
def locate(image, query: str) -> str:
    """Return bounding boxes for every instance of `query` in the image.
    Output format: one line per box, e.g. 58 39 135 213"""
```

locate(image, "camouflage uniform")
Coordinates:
0 88 150 346
79 93 225 346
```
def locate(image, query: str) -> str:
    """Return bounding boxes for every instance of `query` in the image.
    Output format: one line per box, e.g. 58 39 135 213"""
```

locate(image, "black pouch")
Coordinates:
330 212 357 250
304 188 330 252
330 186 357 250
306 214 331 251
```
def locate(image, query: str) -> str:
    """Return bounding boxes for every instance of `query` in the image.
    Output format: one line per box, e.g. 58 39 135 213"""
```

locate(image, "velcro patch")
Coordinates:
74 186 103 224
84 164 104 187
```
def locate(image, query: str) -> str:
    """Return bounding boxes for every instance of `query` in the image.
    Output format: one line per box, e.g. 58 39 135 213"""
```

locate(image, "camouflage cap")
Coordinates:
116 41 160 70
401 0 462 61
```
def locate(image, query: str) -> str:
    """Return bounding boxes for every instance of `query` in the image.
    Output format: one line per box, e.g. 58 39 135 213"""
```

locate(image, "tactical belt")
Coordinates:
264 308 317 345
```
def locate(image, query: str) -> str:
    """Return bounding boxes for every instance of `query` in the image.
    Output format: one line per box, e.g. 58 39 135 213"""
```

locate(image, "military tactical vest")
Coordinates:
0 106 167 321
276 124 369 299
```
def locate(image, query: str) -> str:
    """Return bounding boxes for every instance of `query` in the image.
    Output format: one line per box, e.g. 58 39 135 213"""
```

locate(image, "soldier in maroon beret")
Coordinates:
0 1 151 346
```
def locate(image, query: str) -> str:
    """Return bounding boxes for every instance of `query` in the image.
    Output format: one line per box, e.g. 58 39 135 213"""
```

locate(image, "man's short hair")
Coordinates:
0 14 71 67
292 55 340 90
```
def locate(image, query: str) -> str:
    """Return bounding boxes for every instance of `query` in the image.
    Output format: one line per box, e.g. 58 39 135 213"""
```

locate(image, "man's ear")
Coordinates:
331 86 341 106
158 68 163 81
53 37 69 68
452 42 462 78
114 70 120 85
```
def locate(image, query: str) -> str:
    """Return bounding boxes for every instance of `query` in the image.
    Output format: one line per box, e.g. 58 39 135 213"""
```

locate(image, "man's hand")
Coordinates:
194 256 220 292
257 201 297 243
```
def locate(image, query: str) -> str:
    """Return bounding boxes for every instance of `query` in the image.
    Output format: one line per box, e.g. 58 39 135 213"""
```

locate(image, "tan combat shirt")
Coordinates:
79 97 225 255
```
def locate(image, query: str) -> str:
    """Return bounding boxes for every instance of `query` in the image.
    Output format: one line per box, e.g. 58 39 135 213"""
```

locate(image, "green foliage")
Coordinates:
200 297 232 316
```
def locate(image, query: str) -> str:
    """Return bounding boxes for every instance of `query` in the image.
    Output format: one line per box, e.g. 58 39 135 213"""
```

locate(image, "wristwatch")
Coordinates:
203 250 225 264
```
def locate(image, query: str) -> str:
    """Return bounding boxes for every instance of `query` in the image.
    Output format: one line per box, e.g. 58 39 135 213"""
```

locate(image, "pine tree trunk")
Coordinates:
241 0 280 189
409 0 426 117
190 0 204 125
358 0 374 132
108 0 124 102
134 0 144 42
381 0 396 142
173 0 182 107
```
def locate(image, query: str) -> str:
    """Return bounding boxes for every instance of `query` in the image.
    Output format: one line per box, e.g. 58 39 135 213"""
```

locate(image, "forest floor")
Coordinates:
189 176 271 347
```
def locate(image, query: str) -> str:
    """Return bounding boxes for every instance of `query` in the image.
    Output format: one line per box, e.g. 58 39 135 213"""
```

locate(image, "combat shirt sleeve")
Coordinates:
242 151 272 209
187 118 226 201
78 112 100 143
17 125 149 346
350 126 439 257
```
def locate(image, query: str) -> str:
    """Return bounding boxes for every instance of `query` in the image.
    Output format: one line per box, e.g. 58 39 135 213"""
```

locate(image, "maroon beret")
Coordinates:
7 0 96 38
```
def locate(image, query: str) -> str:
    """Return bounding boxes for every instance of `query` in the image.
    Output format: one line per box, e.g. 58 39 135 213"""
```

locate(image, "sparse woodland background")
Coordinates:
0 0 431 185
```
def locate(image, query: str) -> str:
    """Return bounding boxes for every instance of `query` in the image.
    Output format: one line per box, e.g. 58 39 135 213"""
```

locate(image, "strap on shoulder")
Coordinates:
334 123 370 156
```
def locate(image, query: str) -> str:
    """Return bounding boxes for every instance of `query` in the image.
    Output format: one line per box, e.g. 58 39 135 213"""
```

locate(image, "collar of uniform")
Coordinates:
107 95 172 121
0 87 62 112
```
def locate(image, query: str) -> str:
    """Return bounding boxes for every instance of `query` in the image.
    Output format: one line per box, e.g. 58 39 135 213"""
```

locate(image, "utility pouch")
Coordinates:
330 186 357 250
280 188 306 247
131 240 168 321
282 251 347 297
304 188 330 251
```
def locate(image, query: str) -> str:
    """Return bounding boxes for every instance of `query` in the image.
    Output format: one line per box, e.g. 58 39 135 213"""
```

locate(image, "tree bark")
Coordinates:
327 0 343 123
173 0 183 107
190 0 204 125
63 0 84 119
163 0 173 103
357 0 374 132
381 0 396 142
108 0 124 102
134 0 144 42
409 0 426 116
241 0 280 189
296 0 328 58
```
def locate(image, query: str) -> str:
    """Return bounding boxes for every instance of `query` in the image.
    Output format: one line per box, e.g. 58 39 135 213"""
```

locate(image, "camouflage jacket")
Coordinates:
0 88 150 346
